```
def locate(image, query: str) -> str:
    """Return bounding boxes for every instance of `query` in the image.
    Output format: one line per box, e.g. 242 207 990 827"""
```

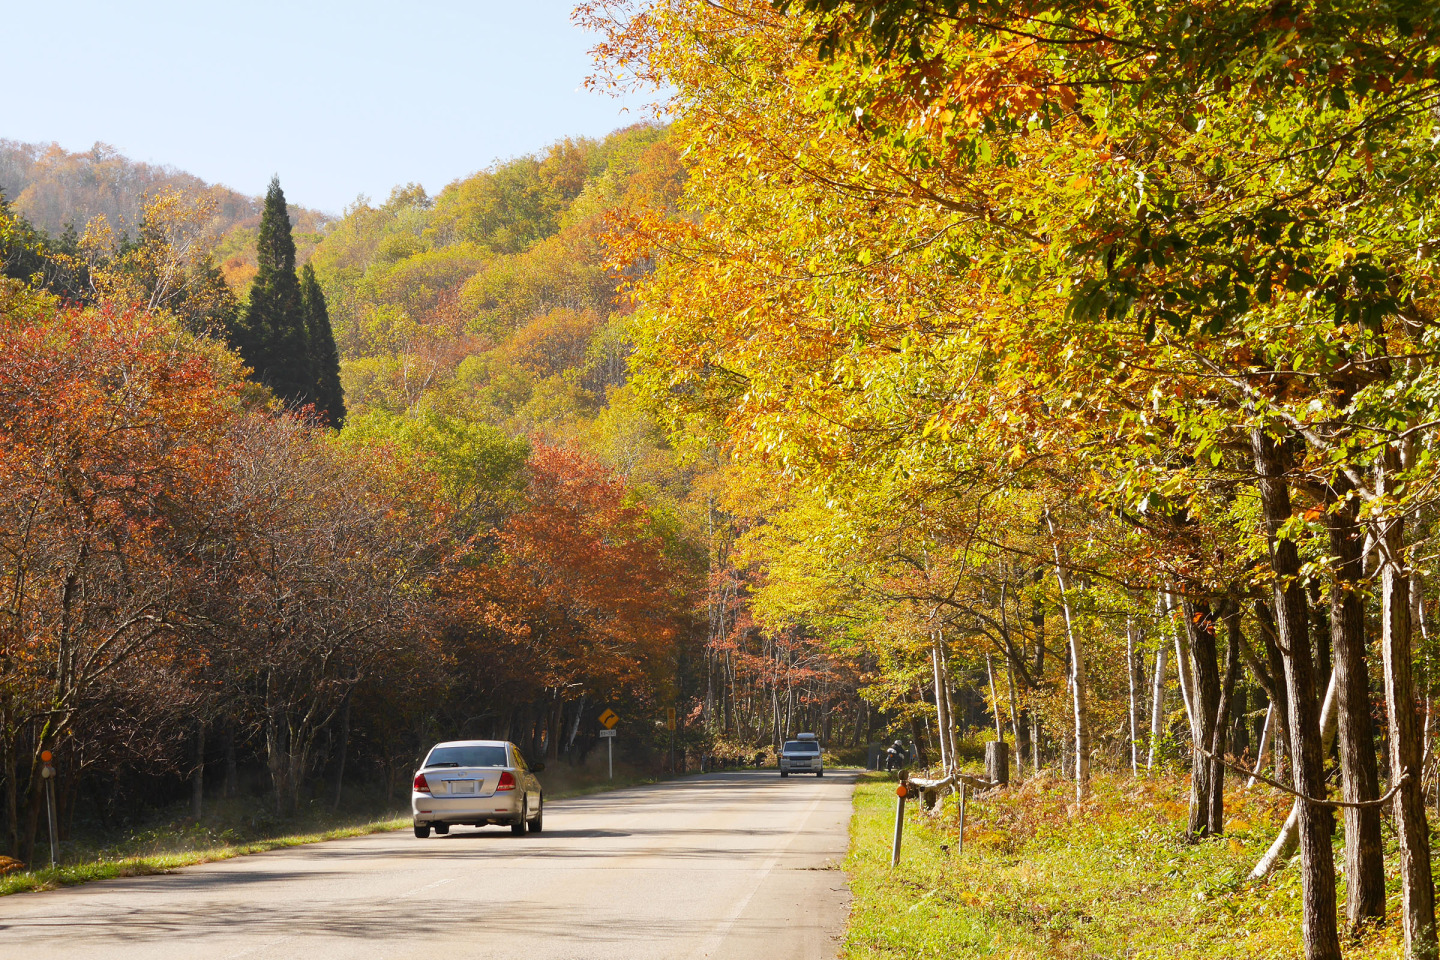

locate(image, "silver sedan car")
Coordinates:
412 740 544 837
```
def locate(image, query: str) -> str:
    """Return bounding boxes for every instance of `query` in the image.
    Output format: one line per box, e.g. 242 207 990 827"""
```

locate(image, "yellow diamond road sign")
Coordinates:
598 709 619 730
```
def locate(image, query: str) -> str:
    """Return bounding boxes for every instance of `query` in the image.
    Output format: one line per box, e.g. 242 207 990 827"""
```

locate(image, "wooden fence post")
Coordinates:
986 741 1010 786
957 781 967 855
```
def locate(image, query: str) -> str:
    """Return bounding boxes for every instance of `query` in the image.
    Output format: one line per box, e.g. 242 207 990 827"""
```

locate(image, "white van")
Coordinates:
779 732 823 777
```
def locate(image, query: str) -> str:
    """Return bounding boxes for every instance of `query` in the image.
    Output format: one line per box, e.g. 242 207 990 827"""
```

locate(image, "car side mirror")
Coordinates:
531 762 545 772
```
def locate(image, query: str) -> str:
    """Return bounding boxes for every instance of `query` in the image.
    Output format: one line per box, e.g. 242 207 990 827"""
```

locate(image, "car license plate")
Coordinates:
449 780 476 794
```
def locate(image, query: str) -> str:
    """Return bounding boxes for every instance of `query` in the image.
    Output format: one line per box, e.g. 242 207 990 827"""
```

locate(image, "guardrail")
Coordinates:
890 741 1010 866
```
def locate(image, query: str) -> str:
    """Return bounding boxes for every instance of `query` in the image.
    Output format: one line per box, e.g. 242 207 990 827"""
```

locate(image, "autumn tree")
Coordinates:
0 283 243 860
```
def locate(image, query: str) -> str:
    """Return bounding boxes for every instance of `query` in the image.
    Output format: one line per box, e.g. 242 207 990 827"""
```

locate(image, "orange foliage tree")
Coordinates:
442 442 696 760
0 284 241 859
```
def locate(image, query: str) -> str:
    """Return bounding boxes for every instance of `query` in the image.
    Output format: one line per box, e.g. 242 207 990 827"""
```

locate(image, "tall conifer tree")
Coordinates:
229 177 312 408
300 262 345 429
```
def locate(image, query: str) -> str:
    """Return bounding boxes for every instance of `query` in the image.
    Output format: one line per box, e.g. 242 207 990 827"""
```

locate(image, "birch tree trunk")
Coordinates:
1148 618 1169 770
931 636 952 773
1048 514 1089 802
939 640 960 769
1248 702 1273 788
1172 596 1199 745
1127 617 1141 776
986 653 1005 743
1004 650 1023 757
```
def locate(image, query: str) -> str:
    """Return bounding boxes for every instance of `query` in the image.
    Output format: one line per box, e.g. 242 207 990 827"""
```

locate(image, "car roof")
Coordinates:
427 740 511 749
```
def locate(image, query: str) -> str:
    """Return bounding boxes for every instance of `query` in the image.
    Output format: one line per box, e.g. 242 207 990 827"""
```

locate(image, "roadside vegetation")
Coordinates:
846 772 1404 959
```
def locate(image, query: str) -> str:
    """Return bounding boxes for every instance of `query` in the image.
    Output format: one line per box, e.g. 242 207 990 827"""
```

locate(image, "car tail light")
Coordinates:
413 773 430 793
496 771 516 791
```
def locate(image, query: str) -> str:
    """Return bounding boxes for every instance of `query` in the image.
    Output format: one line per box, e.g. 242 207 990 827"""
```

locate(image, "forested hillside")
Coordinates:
0 139 329 291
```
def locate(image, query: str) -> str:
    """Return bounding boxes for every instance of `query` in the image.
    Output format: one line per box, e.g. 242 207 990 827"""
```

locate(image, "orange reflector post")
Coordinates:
896 783 907 798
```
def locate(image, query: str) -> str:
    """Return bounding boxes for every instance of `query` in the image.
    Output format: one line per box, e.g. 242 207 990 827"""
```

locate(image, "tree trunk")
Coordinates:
1048 515 1089 802
1376 446 1437 958
939 641 959 767
1005 650 1024 763
1173 596 1199 746
4 724 19 859
223 718 238 799
1207 603 1241 835
1251 667 1339 878
1253 427 1340 960
332 693 351 811
548 697 563 763
1254 601 1294 782
1249 702 1274 788
1184 599 1222 838
1127 617 1142 776
266 671 290 817
1032 575 1046 775
986 653 1004 743
1327 477 1385 929
931 637 951 772
1148 623 1169 770
191 722 205 821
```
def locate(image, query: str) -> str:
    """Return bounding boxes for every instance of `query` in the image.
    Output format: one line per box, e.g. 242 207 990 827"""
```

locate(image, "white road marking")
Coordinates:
689 791 825 959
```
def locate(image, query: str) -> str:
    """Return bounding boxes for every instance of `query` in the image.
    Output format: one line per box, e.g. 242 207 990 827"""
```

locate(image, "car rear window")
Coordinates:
425 745 509 768
784 741 821 753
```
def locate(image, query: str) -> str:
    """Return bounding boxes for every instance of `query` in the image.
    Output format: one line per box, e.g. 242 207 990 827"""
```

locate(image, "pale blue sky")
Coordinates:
2 1 656 213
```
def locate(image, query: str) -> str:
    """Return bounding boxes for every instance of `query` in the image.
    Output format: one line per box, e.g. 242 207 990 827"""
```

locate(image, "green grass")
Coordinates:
843 770 1407 959
0 765 701 898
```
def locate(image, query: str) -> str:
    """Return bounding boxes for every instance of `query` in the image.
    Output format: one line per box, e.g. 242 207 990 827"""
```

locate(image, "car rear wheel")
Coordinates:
434 823 450 835
414 823 430 839
780 770 788 777
817 770 824 777
527 796 543 833
511 798 528 835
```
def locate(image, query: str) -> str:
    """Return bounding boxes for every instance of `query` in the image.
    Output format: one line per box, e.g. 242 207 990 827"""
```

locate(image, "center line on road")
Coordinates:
688 790 826 960
397 876 455 898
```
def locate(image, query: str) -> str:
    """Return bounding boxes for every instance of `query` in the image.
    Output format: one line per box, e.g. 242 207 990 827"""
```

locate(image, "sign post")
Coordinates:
598 710 619 780
39 750 57 868
599 728 617 779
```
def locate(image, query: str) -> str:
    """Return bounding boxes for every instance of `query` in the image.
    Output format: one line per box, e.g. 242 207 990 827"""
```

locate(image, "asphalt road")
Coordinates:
0 769 855 960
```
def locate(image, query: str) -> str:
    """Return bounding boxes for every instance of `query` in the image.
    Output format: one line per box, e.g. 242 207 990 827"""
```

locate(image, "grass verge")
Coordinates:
843 770 1408 959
